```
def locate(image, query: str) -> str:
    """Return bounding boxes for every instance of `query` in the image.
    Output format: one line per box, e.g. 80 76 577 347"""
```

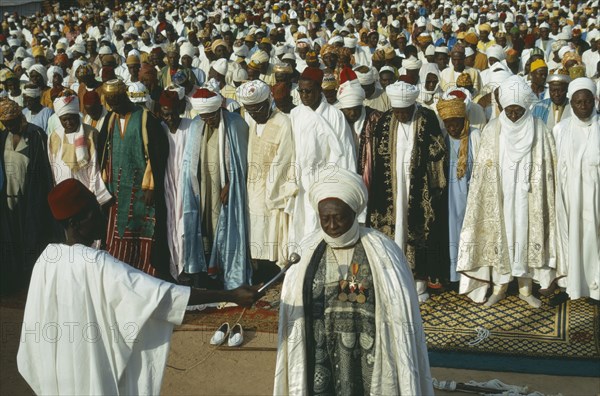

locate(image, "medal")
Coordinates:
348 292 357 302
338 292 348 302
339 279 348 290
356 293 366 304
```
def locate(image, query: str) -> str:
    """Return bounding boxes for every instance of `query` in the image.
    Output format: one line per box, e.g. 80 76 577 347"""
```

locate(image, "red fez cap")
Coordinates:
271 82 291 100
83 90 101 106
159 90 179 107
192 88 218 98
48 179 98 221
339 67 357 84
300 66 324 84
151 47 164 55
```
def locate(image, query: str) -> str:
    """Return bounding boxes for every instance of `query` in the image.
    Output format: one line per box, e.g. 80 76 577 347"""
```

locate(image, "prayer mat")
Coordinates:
422 291 600 377
180 284 281 335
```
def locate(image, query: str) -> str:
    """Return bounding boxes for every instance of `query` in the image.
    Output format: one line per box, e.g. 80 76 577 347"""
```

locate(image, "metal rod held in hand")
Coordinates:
257 253 301 293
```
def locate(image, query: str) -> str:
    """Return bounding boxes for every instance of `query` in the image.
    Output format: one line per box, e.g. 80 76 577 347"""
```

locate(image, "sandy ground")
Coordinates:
2 306 599 396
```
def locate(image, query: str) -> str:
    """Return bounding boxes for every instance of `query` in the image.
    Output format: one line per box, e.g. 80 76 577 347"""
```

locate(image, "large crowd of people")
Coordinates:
1 0 599 393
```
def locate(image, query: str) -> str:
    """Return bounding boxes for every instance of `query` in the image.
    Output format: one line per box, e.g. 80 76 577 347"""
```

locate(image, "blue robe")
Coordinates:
446 131 477 282
181 110 251 290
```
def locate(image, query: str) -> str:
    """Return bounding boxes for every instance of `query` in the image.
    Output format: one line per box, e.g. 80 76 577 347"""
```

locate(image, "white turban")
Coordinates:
487 69 513 89
434 46 449 54
567 77 597 99
127 82 149 103
425 45 435 56
386 81 420 108
46 65 63 82
465 47 475 57
354 66 377 85
190 89 223 113
72 43 85 54
344 36 358 48
180 42 196 58
498 75 536 109
28 64 48 85
21 57 35 71
98 46 112 55
233 68 248 82
558 46 573 59
54 95 80 117
328 36 343 45
337 79 366 109
211 58 228 76
22 86 41 98
486 44 506 61
309 167 368 215
403 56 422 70
251 50 270 64
236 80 271 105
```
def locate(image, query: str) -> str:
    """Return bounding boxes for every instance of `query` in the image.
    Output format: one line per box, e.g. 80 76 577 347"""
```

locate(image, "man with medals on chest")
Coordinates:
98 79 171 279
275 168 433 396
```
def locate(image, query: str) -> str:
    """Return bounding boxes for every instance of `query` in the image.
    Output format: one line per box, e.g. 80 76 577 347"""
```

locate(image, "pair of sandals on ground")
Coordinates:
210 322 244 347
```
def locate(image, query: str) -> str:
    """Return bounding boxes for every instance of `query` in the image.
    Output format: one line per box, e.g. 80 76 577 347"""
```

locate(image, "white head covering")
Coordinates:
387 81 420 108
403 56 423 70
127 82 150 103
22 86 41 98
28 64 48 85
465 47 475 57
190 88 223 113
53 95 80 117
211 58 228 76
354 66 377 85
567 77 597 99
46 65 64 82
498 75 537 109
309 167 368 248
425 45 435 56
486 44 505 61
558 46 573 59
233 68 248 83
236 80 271 105
344 36 358 48
435 46 449 54
180 42 196 58
337 79 366 109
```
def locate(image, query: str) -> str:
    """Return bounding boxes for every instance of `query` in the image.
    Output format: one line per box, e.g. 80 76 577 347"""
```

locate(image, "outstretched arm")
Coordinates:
187 284 264 308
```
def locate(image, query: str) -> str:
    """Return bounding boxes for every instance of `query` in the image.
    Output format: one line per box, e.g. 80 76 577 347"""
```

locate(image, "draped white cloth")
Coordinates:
274 228 433 396
289 96 357 248
164 118 193 278
553 114 600 300
17 244 190 395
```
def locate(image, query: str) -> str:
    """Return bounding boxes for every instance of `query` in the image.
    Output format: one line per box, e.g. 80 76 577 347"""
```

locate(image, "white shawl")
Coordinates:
274 228 433 396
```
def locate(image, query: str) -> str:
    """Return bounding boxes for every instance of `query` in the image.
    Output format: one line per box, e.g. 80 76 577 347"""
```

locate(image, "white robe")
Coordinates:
394 115 416 251
274 228 433 396
553 114 600 300
164 118 193 278
47 123 112 205
17 244 190 396
289 96 357 247
245 111 297 264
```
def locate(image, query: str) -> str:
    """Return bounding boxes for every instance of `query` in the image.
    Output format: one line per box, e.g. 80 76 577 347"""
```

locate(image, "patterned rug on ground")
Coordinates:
183 287 599 362
420 291 599 360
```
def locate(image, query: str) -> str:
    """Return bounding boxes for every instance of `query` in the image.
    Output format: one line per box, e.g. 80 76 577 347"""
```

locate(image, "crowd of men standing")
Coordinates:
0 0 599 308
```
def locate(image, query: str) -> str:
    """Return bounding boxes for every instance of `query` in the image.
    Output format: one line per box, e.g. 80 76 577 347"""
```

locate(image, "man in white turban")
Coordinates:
236 80 296 278
551 77 600 305
457 76 558 308
366 81 448 302
354 65 392 112
47 94 111 206
480 44 508 87
180 87 251 289
275 167 433 396
532 72 572 130
335 68 384 190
